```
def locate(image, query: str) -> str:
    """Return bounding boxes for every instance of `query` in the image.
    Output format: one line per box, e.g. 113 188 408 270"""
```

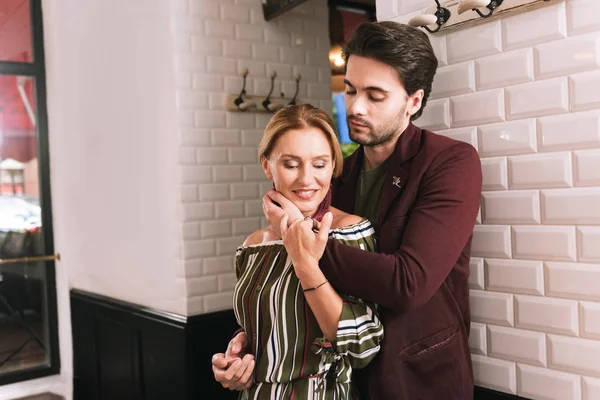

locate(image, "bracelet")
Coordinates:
302 279 329 293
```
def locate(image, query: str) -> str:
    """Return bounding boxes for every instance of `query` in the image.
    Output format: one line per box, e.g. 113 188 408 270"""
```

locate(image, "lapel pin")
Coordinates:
392 176 402 188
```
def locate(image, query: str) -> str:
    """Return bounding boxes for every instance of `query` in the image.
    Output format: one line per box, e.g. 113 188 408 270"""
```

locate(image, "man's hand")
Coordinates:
212 332 255 390
262 189 304 237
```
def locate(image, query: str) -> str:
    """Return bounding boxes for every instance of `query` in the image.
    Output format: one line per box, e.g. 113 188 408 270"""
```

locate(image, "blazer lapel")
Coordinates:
377 123 422 226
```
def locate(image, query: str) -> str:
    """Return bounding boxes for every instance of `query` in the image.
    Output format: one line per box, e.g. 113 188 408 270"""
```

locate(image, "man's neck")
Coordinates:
362 122 409 171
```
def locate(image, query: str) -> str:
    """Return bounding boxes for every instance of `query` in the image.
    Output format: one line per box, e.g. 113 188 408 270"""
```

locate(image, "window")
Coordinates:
0 0 60 386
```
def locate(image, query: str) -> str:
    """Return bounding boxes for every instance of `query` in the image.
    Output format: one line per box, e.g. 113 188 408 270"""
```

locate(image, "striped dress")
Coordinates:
233 220 384 400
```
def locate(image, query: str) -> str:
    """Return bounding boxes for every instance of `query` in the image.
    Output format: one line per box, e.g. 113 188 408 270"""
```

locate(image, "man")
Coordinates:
213 21 482 399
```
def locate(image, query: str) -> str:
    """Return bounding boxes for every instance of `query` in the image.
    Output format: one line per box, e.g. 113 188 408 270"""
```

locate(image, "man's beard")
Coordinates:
347 113 405 147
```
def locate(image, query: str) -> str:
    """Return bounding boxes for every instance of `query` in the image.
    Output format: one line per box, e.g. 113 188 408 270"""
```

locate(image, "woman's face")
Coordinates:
262 127 335 217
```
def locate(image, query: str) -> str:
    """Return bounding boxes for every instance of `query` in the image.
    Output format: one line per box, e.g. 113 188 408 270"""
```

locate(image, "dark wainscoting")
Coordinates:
71 289 239 400
72 289 527 400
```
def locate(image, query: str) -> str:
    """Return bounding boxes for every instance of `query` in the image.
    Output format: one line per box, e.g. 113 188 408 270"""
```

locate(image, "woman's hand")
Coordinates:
262 189 304 237
280 212 333 273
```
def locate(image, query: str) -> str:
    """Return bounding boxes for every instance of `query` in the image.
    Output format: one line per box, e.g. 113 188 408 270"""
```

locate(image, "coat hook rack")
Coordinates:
288 74 302 106
262 71 285 112
233 68 256 111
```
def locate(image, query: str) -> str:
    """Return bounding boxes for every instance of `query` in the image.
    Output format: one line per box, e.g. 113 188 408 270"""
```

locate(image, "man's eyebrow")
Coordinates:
343 79 389 93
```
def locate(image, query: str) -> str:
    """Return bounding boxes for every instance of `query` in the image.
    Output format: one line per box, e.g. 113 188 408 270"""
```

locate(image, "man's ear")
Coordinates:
408 89 424 117
261 156 272 180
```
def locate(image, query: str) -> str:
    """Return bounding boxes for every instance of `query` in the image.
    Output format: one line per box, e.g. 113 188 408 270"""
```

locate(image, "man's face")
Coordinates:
344 55 422 147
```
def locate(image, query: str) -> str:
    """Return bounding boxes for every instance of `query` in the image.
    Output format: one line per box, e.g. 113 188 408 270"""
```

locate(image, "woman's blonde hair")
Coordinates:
258 104 343 178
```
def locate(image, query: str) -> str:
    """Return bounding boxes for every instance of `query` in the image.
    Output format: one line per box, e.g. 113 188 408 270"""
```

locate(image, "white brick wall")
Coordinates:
171 0 332 315
381 0 600 398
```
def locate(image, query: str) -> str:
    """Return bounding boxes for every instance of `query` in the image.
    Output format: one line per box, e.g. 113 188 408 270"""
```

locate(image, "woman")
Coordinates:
230 104 383 399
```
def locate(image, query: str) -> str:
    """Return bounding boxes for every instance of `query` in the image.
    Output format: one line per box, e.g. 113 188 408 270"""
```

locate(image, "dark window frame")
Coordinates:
0 0 60 386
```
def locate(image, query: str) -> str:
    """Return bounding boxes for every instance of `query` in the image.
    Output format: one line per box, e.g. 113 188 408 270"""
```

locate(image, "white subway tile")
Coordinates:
204 292 233 313
470 257 485 290
213 165 242 183
182 239 215 259
476 48 534 91
178 110 194 127
230 182 259 199
228 148 257 165
226 112 255 130
191 36 222 55
437 127 478 148
578 227 600 263
488 326 546 366
175 71 193 89
308 83 332 99
190 0 220 18
245 199 263 217
430 61 475 99
472 225 512 259
430 35 447 66
574 149 600 187
482 191 540 225
180 185 198 203
471 354 517 394
277 16 303 33
232 218 260 236
570 70 600 112
291 32 317 49
535 34 600 79
207 56 237 75
177 90 209 109
584 376 600 400
219 273 237 292
451 89 505 128
506 78 569 120
567 0 600 36
223 40 252 58
478 119 537 157
187 276 218 296
515 295 579 336
512 226 576 261
183 222 200 239
293 65 318 83
197 148 228 165
398 0 431 14
502 2 567 50
175 53 207 72
211 129 241 147
194 110 226 129
178 147 196 165
183 259 202 278
447 21 502 64
181 166 212 184
199 184 229 201
485 259 544 296
280 47 306 65
215 201 244 219
415 98 450 131
264 26 290 46
220 3 250 23
538 110 600 151
548 334 600 377
252 44 279 62
241 130 264 146
235 24 264 42
580 301 600 340
201 220 231 239
181 202 214 221
180 129 211 147
376 0 397 20
186 297 204 316
306 50 329 67
205 19 235 39
481 157 508 191
518 364 581 400
508 152 572 189
546 262 600 302
243 165 267 181
470 322 487 355
542 188 600 225
209 93 227 110
470 290 514 326
203 256 234 276
217 236 246 256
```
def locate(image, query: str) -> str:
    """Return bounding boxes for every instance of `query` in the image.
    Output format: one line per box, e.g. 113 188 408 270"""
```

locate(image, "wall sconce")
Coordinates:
457 0 503 18
408 0 451 33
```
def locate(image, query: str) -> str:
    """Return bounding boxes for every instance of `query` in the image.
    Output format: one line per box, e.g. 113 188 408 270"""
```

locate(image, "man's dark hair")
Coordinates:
343 21 438 121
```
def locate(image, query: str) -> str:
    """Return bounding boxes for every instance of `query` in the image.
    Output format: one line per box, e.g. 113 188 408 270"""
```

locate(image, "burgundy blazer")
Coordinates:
321 122 482 400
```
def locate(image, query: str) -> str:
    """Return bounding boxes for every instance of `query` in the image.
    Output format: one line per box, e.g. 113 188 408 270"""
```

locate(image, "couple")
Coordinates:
213 21 482 400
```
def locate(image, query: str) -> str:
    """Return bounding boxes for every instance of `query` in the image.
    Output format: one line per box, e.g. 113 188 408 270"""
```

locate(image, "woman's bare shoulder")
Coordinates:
329 207 364 229
242 227 279 247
